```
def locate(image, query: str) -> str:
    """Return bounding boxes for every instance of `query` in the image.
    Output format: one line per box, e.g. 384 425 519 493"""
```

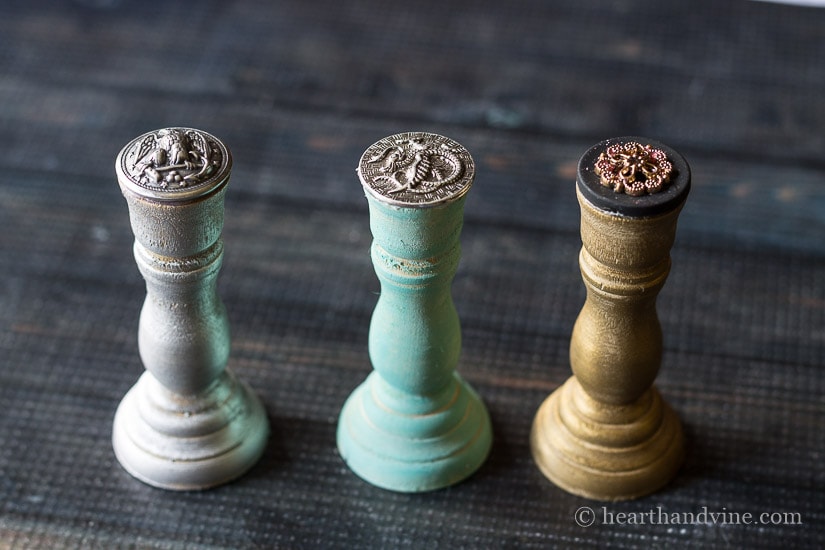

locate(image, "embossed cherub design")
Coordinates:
131 128 217 187
367 136 464 194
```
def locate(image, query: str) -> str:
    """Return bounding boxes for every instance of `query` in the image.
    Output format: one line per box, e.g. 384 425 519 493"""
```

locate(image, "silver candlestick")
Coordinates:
112 127 268 490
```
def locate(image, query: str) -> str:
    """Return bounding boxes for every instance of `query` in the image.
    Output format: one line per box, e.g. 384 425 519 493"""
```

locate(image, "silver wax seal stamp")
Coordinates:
116 127 230 201
112 126 268 490
357 131 475 207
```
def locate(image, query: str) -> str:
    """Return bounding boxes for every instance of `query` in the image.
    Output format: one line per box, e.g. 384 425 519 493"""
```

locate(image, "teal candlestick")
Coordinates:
337 132 493 492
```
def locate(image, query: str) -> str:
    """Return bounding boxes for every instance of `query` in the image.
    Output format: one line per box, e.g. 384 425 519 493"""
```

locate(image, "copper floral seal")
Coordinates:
594 141 672 196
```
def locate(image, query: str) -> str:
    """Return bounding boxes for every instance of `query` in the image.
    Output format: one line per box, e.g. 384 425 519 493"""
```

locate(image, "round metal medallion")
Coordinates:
357 132 475 207
116 127 231 201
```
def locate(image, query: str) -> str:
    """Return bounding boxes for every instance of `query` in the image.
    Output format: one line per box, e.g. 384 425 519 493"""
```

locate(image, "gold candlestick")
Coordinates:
531 137 690 501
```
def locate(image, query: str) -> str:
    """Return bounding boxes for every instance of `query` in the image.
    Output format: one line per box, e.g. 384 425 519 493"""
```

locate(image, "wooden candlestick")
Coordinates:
112 127 268 490
531 137 690 500
337 132 492 492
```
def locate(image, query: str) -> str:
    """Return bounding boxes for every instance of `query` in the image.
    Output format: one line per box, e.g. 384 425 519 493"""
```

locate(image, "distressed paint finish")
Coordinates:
337 133 492 492
112 128 269 490
531 137 690 501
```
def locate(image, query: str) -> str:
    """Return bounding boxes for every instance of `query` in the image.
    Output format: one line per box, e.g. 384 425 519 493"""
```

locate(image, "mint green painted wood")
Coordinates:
337 134 492 491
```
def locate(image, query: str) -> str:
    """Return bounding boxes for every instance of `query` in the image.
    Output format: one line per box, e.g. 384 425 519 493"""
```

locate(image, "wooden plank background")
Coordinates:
0 0 823 547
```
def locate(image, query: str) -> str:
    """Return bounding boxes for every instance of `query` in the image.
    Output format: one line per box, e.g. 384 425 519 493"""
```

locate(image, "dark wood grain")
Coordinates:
0 0 823 548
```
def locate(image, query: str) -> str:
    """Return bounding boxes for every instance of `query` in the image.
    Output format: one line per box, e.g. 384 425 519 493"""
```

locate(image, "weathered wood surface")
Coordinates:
0 0 823 548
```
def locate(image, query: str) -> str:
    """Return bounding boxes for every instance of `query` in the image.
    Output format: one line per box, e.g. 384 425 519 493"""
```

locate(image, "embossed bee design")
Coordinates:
366 136 464 195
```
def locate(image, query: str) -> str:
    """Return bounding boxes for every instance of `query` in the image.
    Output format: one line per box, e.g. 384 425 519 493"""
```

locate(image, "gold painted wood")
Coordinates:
531 137 690 501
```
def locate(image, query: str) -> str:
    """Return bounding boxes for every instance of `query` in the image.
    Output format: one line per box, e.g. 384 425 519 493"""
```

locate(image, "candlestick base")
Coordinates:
337 372 492 492
530 377 684 501
112 370 269 491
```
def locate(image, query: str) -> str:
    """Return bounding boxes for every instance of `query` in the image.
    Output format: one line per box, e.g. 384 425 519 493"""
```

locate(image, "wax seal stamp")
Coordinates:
338 132 492 492
357 131 474 207
112 127 269 490
117 127 229 201
531 136 690 501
